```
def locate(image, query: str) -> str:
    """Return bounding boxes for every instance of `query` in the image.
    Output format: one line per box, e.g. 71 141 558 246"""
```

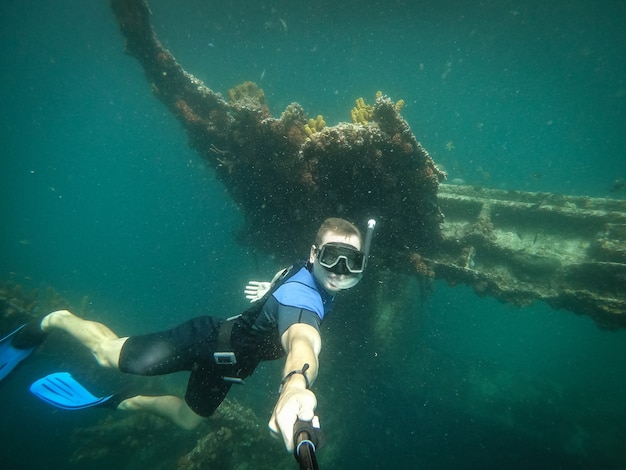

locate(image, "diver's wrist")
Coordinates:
279 373 308 393
278 363 310 394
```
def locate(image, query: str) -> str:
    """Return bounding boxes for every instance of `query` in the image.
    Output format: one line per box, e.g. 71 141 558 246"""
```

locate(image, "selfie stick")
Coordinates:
293 419 324 470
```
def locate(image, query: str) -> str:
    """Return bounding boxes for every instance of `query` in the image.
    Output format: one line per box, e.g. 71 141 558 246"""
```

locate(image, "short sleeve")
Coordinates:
277 304 321 337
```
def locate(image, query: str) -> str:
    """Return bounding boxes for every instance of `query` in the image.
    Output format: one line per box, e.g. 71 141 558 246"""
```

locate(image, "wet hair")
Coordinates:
315 217 363 247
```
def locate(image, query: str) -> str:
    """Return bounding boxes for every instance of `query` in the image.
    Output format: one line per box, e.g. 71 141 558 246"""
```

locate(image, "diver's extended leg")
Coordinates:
118 395 205 430
42 309 126 369
37 310 208 430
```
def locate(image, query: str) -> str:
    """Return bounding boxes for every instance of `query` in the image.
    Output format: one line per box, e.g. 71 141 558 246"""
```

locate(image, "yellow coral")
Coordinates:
304 114 326 136
351 97 374 125
351 92 405 125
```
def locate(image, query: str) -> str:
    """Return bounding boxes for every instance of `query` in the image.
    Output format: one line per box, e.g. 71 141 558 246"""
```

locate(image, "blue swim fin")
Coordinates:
0 325 37 382
30 372 115 410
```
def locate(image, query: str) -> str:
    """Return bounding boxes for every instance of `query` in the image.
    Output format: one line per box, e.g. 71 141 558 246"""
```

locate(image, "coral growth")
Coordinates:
304 114 326 137
68 398 293 469
178 398 293 469
293 95 445 255
175 99 202 123
227 81 270 116
0 279 78 331
351 91 405 125
0 280 38 319
275 102 309 145
409 252 435 277
351 97 374 124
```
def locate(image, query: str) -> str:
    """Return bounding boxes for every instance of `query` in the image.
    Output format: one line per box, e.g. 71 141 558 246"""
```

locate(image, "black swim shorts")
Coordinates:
118 315 232 417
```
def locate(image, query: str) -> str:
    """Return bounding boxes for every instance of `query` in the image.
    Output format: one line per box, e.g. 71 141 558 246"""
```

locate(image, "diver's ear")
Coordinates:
309 245 317 264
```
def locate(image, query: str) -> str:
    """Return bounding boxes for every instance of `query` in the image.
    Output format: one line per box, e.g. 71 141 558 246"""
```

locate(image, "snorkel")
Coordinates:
362 218 377 267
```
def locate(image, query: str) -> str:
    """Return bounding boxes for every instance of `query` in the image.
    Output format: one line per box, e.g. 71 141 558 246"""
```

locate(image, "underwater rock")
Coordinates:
70 398 293 469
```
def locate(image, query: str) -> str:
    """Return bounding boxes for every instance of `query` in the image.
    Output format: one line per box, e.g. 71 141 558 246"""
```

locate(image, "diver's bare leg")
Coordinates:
41 309 126 369
41 310 205 430
119 395 205 430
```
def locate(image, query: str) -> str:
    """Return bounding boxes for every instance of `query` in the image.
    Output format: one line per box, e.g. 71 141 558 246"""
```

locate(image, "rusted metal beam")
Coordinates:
427 184 626 328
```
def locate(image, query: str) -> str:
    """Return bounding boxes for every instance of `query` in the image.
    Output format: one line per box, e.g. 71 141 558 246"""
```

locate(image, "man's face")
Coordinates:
310 230 363 293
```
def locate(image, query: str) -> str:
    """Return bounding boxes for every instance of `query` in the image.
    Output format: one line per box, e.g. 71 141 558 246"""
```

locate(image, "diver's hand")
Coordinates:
244 281 271 302
269 386 317 452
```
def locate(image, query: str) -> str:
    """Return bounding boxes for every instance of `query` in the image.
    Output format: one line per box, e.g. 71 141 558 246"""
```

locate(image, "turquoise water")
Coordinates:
1 0 625 468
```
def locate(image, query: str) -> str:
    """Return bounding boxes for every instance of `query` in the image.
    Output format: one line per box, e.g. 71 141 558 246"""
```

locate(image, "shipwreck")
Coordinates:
109 0 626 329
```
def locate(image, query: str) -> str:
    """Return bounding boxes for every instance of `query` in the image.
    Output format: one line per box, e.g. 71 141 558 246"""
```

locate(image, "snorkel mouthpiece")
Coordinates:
363 219 377 263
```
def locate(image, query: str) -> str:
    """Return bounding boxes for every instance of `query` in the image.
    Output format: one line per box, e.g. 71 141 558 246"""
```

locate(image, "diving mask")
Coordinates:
316 242 366 275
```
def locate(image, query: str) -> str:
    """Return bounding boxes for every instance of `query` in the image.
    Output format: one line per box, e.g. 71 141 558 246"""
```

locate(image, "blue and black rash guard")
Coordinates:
232 266 335 363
